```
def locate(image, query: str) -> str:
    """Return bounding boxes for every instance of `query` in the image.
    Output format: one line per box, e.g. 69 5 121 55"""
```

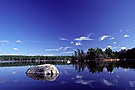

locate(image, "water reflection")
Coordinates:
0 60 69 67
1 60 135 74
72 60 135 73
26 64 59 81
1 60 135 90
26 72 59 81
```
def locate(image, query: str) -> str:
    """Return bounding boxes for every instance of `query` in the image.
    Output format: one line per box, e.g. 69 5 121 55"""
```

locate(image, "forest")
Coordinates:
72 47 135 61
0 55 72 61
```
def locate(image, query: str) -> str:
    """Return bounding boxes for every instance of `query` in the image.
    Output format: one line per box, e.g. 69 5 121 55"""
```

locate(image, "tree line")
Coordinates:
0 55 72 61
73 48 118 60
118 48 135 59
72 47 135 61
72 60 135 73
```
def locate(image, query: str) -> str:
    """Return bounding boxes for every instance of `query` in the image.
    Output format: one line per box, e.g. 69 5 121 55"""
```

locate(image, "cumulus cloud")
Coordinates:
110 37 114 40
75 42 82 46
13 48 18 51
16 40 23 43
121 47 126 50
74 33 94 41
107 45 112 48
71 41 74 44
0 40 9 44
102 48 106 51
123 34 130 38
45 47 63 51
100 35 110 41
59 38 67 40
113 42 117 44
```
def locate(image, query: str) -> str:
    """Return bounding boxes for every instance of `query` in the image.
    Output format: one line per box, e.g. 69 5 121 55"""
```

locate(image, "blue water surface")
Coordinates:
0 62 135 90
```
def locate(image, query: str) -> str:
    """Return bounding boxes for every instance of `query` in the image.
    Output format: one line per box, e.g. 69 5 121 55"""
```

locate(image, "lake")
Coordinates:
0 60 135 90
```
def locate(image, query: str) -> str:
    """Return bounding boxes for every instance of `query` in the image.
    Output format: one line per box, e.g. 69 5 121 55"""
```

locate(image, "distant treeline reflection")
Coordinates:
72 60 135 73
0 60 69 67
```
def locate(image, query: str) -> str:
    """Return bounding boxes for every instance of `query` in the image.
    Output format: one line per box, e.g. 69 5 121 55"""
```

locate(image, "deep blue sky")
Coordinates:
0 0 135 56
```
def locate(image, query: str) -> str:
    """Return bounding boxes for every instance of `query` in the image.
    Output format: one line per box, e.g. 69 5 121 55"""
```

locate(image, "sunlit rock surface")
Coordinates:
26 64 59 81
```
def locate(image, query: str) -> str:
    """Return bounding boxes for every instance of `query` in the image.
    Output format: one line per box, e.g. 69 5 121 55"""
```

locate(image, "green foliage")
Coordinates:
73 47 118 60
105 48 114 58
0 55 72 61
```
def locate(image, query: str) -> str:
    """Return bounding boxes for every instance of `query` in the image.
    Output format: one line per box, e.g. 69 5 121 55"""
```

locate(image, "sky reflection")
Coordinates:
0 61 135 90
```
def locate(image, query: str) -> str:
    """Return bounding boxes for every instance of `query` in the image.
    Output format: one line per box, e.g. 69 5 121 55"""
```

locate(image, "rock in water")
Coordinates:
26 64 59 81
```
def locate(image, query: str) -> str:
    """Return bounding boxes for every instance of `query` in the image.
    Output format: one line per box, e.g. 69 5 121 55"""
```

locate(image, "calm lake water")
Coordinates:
0 60 135 90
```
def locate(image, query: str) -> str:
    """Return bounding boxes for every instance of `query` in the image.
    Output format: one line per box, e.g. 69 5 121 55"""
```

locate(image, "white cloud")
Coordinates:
16 40 23 43
107 45 112 48
0 40 9 44
124 34 130 38
74 33 94 41
105 46 120 50
75 42 82 46
103 79 114 86
13 48 18 51
43 54 55 56
63 47 72 51
120 30 122 32
59 38 67 40
71 41 74 44
102 48 106 51
113 42 117 44
110 37 114 40
111 47 120 50
45 47 63 51
74 37 93 41
62 51 74 54
100 35 110 41
121 47 126 50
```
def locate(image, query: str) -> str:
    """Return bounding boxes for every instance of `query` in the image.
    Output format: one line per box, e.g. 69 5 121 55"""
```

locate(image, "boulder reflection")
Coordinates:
26 64 59 81
26 73 59 81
